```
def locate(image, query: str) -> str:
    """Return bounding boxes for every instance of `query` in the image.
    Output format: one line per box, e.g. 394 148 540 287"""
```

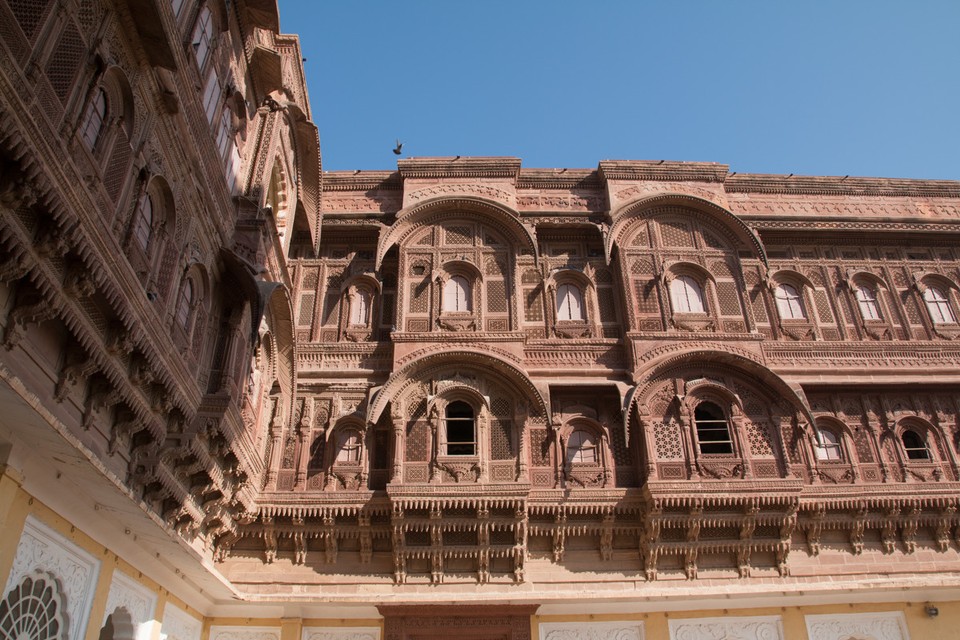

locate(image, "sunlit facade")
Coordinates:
2 1 960 640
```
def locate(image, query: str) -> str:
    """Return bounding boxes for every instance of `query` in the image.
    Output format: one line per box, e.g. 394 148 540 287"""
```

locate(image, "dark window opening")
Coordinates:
902 430 930 460
446 401 475 455
695 402 733 455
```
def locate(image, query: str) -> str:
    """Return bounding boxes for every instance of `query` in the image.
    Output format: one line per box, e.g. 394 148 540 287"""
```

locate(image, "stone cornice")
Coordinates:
799 483 960 508
598 160 729 183
398 156 522 180
750 220 960 233
322 171 402 191
644 479 804 504
390 331 526 343
516 169 600 190
726 173 960 197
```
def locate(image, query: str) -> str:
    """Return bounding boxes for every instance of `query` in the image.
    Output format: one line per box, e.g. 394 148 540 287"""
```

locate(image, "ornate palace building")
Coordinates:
1 1 959 640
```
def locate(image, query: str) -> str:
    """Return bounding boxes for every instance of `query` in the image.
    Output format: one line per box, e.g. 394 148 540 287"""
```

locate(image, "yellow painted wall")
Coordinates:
0 474 204 640
5 472 960 640
535 601 960 639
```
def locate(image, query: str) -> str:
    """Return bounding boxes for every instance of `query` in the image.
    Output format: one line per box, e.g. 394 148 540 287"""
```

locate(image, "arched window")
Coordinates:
855 285 881 321
171 0 185 17
694 402 733 454
216 107 233 159
566 429 597 464
335 429 362 463
445 401 475 455
201 70 221 124
133 194 153 252
80 88 107 151
192 6 214 70
923 286 956 324
775 283 806 320
556 283 584 321
901 430 930 460
443 275 472 312
670 275 705 313
814 427 843 461
175 279 194 328
350 288 371 325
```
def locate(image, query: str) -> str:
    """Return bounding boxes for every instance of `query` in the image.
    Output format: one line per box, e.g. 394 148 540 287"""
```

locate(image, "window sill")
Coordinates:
437 454 479 461
671 314 715 332
437 314 477 332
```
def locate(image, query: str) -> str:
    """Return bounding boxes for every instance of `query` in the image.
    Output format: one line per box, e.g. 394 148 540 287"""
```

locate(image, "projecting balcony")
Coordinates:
247 28 283 101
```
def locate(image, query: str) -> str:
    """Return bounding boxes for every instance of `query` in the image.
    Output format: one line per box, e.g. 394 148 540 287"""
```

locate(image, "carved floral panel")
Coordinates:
210 625 282 640
302 627 381 640
4 515 100 640
103 570 158 640
804 611 909 640
159 603 201 640
540 620 644 640
669 615 783 640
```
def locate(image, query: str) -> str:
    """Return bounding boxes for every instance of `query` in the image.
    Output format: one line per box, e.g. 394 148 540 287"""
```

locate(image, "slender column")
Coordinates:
264 398 284 490
639 414 657 480
680 409 699 479
514 402 529 481
732 413 751 478
391 406 405 483
600 430 612 487
294 406 312 490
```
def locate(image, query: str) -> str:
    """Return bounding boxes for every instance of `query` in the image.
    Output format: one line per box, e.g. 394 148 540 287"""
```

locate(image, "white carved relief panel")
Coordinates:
103 571 158 640
160 602 202 640
540 620 644 640
805 611 909 640
301 626 380 640
669 615 784 640
211 625 282 640
3 515 101 640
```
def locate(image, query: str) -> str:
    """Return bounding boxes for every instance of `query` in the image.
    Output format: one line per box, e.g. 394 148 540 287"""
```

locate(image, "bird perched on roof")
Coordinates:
393 139 403 155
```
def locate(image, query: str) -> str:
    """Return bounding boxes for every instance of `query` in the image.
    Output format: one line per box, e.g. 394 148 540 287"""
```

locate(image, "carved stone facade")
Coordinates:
0 0 958 637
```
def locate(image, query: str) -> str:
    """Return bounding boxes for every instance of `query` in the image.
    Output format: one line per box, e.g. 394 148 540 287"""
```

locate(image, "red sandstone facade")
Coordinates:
1 0 960 637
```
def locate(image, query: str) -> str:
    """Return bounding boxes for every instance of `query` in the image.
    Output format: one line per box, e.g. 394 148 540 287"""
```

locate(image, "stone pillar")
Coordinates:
264 399 284 490
732 411 751 478
514 402 529 482
390 405 405 483
219 312 243 396
638 414 657 480
599 430 612 487
428 403 440 483
551 422 563 488
295 420 311 491
679 408 699 479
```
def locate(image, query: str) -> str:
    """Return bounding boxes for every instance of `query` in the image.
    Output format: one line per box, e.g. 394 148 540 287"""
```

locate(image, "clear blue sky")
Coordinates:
280 1 959 180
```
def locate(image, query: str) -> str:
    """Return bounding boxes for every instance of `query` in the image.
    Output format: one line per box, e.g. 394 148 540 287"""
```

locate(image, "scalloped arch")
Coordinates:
606 193 767 267
626 347 815 435
367 348 547 424
770 268 816 291
846 270 890 291
376 196 538 269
